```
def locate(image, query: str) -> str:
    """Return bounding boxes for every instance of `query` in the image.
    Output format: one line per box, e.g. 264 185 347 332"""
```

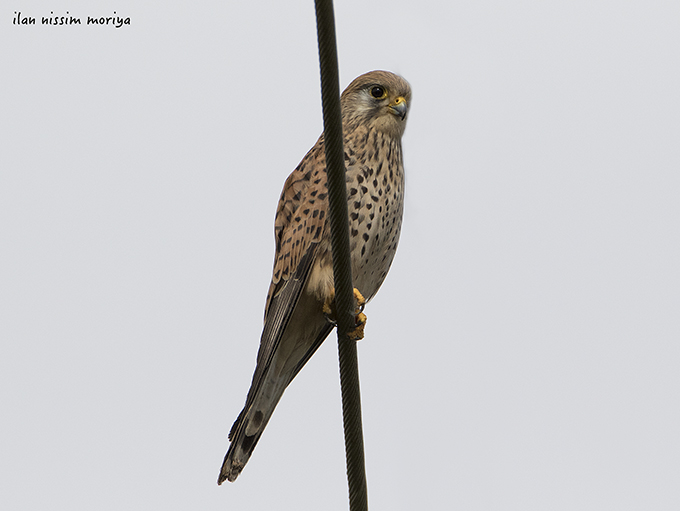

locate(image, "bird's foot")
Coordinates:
323 288 367 340
347 288 366 340
353 288 366 311
348 311 367 341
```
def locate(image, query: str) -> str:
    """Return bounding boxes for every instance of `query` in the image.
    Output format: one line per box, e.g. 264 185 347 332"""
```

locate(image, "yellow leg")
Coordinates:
347 288 367 340
353 288 366 310
323 288 367 340
347 311 367 341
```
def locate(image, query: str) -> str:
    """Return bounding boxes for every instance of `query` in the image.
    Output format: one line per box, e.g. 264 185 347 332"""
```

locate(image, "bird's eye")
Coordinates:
370 86 387 99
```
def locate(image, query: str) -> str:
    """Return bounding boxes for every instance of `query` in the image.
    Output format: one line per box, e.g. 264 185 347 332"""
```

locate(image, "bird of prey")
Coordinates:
218 70 411 484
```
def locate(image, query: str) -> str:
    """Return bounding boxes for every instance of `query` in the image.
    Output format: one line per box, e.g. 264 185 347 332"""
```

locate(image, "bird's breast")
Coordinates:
345 135 405 302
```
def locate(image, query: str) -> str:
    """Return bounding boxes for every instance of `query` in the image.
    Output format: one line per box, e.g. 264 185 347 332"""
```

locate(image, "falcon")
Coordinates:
218 70 411 484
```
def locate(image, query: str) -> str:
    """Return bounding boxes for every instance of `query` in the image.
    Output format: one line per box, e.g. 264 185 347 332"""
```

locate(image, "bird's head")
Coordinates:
341 70 411 137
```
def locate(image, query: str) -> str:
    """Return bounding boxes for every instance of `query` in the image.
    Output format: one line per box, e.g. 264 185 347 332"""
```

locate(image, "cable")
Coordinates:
314 1 369 510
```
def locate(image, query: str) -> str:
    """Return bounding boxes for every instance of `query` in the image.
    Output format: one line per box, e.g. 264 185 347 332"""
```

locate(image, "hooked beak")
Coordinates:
388 96 408 121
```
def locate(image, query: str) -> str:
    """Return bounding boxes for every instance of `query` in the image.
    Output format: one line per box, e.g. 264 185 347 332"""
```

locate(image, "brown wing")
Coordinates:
229 140 330 441
264 140 329 316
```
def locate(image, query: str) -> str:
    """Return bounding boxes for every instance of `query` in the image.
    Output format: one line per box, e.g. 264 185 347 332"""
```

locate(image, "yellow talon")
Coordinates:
348 312 367 340
353 288 366 311
323 288 367 339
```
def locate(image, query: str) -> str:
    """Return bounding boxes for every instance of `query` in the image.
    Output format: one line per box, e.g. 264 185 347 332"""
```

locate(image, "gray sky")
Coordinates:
2 1 679 509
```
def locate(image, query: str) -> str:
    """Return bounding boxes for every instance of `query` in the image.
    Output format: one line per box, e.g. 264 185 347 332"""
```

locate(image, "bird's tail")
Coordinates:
217 380 287 484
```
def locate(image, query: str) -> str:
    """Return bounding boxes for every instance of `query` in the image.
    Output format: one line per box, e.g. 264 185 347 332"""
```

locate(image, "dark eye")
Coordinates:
370 86 386 99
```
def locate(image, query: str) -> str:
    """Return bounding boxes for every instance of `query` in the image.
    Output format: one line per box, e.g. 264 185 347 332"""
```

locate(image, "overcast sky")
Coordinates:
2 1 679 510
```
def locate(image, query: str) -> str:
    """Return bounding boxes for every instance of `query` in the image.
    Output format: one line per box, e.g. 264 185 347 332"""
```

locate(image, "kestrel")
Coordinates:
218 70 411 484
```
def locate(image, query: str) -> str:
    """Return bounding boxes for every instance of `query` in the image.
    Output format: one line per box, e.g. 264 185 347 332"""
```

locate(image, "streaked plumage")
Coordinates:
218 70 411 484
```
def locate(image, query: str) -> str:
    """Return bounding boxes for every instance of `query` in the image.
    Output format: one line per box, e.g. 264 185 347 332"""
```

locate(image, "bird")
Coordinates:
218 70 411 484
